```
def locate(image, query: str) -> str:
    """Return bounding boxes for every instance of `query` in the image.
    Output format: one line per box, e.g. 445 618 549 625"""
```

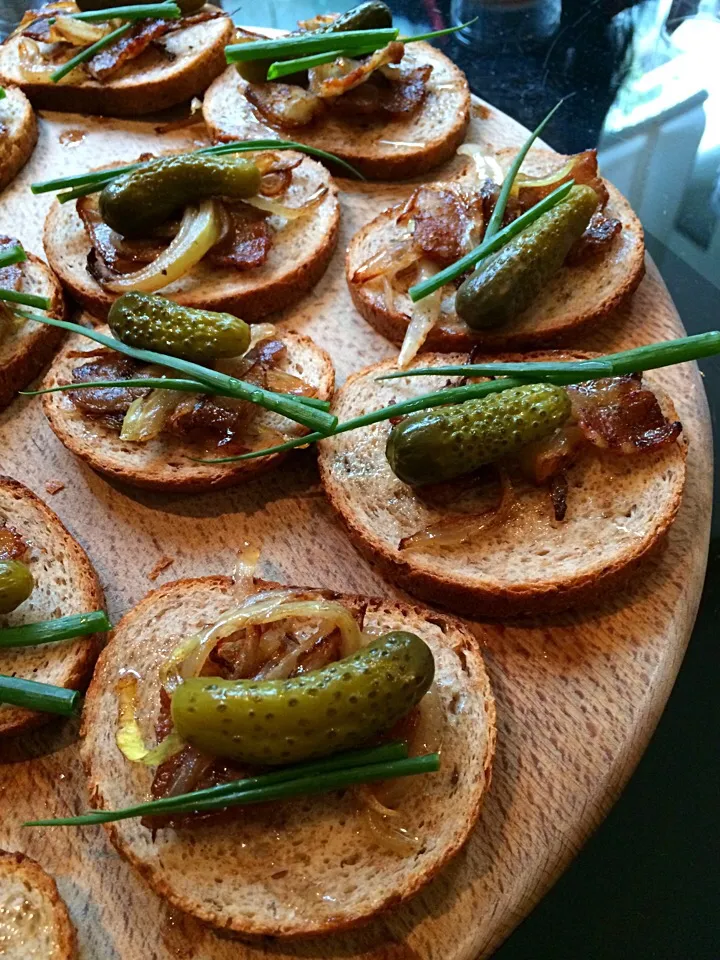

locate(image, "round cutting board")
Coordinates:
0 96 711 960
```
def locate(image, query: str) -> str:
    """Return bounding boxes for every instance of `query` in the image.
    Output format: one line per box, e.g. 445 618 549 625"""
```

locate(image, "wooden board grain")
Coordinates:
0 99 712 960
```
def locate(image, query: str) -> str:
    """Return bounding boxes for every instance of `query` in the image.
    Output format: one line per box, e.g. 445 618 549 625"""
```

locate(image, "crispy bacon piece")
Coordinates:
0 524 28 561
20 15 54 42
549 471 569 521
566 211 622 266
479 179 523 227
206 203 271 270
87 18 171 82
69 354 148 416
398 186 473 268
516 424 586 485
568 375 682 454
329 64 431 121
310 42 405 99
246 82 324 129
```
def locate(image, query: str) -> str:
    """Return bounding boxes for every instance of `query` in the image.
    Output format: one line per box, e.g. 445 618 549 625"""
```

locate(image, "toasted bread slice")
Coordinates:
0 86 37 194
0 476 105 736
80 575 495 937
202 42 470 181
41 322 335 492
0 248 66 409
0 7 233 117
346 149 645 352
42 151 340 321
0 849 77 959
318 352 687 618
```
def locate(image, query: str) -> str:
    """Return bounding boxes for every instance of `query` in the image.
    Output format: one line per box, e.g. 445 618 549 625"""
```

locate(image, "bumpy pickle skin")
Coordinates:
99 155 261 238
0 560 34 614
108 293 251 362
455 184 600 330
171 630 434 765
386 382 572 486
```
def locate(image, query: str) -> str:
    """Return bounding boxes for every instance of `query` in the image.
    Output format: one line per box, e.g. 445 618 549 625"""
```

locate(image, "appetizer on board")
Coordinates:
0 0 233 116
0 239 65 409
39 298 335 491
318 349 688 617
0 476 106 736
347 147 645 362
68 567 495 935
0 85 37 194
203 2 471 180
41 147 340 320
0 850 77 959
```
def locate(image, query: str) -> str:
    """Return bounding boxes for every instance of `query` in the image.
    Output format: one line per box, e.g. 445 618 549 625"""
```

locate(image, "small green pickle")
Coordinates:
171 630 434 765
235 1 393 82
456 184 599 330
99 155 261 238
0 560 34 614
108 293 250 362
386 383 572 486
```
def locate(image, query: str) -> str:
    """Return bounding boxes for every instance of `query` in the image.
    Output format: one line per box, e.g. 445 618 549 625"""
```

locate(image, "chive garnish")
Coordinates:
0 675 80 716
67 2 181 23
0 288 51 310
26 747 439 826
50 22 132 84
0 611 110 649
407 179 574 303
225 28 399 64
30 139 364 199
13 310 337 435
0 243 26 269
193 332 720 464
0 88 5 101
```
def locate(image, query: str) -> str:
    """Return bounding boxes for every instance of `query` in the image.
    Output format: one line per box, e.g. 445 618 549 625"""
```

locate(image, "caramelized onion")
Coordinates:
456 144 505 186
243 184 328 220
232 541 261 603
115 673 186 765
356 785 420 857
397 259 442 368
50 15 113 45
351 236 419 284
120 388 183 442
103 199 223 293
18 37 85 84
309 41 405 99
400 467 514 552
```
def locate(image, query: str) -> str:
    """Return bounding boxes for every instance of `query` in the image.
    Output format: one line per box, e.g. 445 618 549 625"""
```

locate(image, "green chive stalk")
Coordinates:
0 675 80 715
50 22 132 84
0 611 110 649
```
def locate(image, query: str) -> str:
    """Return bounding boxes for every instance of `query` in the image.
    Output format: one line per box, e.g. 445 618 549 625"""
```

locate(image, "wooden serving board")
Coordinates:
0 99 712 960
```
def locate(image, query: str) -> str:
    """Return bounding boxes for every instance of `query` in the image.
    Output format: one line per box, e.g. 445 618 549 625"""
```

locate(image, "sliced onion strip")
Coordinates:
120 388 183 443
243 184 328 221
115 673 186 765
397 259 442 368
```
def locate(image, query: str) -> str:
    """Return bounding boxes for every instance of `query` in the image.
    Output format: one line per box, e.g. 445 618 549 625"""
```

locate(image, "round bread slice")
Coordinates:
346 149 645 352
317 352 687 618
41 322 335 492
0 849 77 959
80 575 496 937
43 151 339 321
0 248 66 409
0 8 233 117
202 42 470 181
0 86 37 194
0 476 105 737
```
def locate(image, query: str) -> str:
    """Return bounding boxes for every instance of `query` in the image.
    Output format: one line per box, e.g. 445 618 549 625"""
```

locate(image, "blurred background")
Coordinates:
1 0 717 956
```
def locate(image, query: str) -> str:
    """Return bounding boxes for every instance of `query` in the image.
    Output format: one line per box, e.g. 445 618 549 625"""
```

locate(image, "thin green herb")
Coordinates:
0 243 26 269
0 611 110 649
0 288 51 310
67 3 181 23
50 22 132 84
0 675 80 716
225 28 399 63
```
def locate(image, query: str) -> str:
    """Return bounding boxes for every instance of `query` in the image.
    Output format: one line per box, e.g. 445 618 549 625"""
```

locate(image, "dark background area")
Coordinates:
0 0 717 955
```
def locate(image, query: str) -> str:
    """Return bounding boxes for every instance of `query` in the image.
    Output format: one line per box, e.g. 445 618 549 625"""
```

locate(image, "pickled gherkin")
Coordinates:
386 383 571 486
108 293 250 363
0 560 34 614
171 630 434 764
99 155 261 238
456 184 599 330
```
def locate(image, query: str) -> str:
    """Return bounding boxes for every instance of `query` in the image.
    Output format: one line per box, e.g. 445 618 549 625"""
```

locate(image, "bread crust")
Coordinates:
0 86 37 194
203 42 471 181
0 249 66 410
346 153 645 352
0 849 77 958
318 352 688 618
0 476 105 736
80 575 496 937
0 9 233 117
42 152 340 321
41 324 335 491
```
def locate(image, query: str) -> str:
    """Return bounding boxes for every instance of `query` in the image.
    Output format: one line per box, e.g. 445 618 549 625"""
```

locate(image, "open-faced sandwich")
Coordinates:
40 145 340 321
38 295 335 491
347 145 644 362
0 850 77 959
29 561 495 936
0 476 107 736
0 85 37 194
0 238 66 409
0 0 233 116
317 348 689 617
203 2 471 181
